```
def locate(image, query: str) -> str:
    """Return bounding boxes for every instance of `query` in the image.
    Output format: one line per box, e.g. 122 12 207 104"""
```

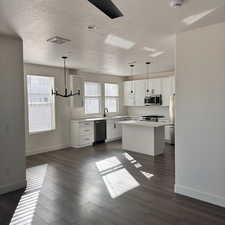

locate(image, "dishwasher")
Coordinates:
94 120 106 144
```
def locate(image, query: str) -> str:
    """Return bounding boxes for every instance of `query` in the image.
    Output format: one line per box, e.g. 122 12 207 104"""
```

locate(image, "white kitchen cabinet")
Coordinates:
124 81 135 106
171 76 175 94
161 77 174 106
146 78 161 95
71 121 94 148
123 76 175 107
106 119 122 141
133 80 146 106
70 76 84 107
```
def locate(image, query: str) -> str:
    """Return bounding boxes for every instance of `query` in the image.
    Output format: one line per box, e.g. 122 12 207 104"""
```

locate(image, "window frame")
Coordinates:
26 74 56 135
84 81 102 115
104 82 120 114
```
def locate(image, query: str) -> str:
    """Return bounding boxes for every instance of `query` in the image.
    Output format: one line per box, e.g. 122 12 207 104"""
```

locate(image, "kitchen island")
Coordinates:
119 120 170 156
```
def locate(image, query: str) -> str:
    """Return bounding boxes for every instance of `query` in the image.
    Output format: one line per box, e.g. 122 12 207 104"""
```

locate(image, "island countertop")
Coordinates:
118 120 171 128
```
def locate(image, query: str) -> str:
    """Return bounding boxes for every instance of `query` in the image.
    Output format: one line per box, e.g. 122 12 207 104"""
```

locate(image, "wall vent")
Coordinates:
47 36 71 45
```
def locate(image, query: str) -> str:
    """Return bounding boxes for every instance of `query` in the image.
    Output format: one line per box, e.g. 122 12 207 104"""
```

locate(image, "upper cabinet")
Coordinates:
71 76 84 107
148 78 161 95
123 76 175 107
134 80 146 106
161 76 175 106
124 80 135 106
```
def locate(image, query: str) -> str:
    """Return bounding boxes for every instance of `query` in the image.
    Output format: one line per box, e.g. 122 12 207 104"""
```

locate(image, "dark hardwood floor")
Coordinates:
0 141 225 225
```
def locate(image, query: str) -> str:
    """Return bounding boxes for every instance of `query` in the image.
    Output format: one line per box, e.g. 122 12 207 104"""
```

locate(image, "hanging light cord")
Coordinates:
146 62 151 94
129 64 135 93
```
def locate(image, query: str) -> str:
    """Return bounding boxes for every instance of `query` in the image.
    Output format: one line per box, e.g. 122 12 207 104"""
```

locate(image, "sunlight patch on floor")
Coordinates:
96 157 139 199
9 164 47 225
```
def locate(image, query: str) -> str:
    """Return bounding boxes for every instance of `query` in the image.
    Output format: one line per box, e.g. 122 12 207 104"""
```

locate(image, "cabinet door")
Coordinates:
71 76 84 107
106 120 114 140
170 76 175 94
161 77 172 106
124 81 135 106
134 80 145 106
113 119 122 139
149 78 161 95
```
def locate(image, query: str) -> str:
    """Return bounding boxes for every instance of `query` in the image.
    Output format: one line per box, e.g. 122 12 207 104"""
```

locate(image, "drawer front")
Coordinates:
80 121 92 127
80 126 93 135
80 135 93 145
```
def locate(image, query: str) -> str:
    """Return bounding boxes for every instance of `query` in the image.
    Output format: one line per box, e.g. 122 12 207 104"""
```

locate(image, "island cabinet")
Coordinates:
119 120 169 156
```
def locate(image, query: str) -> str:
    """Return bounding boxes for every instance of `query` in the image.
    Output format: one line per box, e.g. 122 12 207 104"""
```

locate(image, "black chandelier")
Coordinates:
52 56 80 97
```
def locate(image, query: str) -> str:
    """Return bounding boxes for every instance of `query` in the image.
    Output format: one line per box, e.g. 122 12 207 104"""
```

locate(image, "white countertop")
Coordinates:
118 120 171 128
71 115 133 122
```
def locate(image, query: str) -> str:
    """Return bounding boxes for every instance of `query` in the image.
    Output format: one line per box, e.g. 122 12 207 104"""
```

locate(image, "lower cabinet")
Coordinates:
106 119 122 142
71 121 94 148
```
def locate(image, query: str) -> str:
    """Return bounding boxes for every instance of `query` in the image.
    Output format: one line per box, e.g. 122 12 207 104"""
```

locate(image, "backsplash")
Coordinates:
127 106 169 119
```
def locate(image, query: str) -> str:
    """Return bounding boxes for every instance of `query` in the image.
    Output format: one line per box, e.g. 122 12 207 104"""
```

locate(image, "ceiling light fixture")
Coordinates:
150 51 164 58
47 36 71 45
105 34 135 49
52 57 80 98
143 47 156 52
182 8 216 25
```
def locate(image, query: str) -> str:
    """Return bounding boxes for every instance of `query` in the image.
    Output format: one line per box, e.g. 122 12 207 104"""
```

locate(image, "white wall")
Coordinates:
24 65 127 155
127 106 169 118
24 64 71 156
175 22 225 207
0 35 26 194
70 70 127 119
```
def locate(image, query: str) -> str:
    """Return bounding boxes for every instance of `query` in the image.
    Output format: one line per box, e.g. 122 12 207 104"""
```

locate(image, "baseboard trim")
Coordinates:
0 179 27 195
26 144 70 156
175 184 225 208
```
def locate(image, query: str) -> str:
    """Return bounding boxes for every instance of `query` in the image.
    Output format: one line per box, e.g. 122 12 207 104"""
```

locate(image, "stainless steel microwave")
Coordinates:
144 95 162 106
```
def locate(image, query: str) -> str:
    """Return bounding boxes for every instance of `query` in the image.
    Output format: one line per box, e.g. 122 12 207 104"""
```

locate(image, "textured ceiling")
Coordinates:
0 0 224 76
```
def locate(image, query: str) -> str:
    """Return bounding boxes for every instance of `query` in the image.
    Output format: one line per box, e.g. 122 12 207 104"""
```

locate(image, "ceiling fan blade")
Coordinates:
88 0 123 19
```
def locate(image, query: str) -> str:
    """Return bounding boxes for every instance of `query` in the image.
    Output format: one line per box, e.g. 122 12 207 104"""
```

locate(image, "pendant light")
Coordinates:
145 62 151 96
52 56 80 97
129 64 135 94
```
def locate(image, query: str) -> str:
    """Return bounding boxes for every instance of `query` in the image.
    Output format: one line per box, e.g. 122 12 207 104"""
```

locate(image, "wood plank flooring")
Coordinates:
0 141 225 225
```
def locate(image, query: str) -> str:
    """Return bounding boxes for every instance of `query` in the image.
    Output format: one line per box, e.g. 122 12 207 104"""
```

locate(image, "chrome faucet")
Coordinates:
103 107 109 117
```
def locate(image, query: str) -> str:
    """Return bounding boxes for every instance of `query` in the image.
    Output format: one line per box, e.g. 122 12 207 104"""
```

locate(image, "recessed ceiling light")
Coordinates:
47 36 71 45
149 51 164 57
88 25 97 30
182 8 216 25
105 34 135 50
143 47 156 52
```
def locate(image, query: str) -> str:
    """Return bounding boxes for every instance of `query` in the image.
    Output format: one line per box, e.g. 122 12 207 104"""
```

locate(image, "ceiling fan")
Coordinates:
87 0 123 19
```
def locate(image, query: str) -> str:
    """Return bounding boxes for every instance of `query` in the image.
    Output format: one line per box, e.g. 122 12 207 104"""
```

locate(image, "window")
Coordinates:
105 83 119 113
27 75 55 133
84 82 101 114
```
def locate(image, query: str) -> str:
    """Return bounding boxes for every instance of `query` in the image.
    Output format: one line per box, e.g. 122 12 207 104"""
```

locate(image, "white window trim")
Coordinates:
27 75 56 135
84 81 102 115
104 82 120 114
